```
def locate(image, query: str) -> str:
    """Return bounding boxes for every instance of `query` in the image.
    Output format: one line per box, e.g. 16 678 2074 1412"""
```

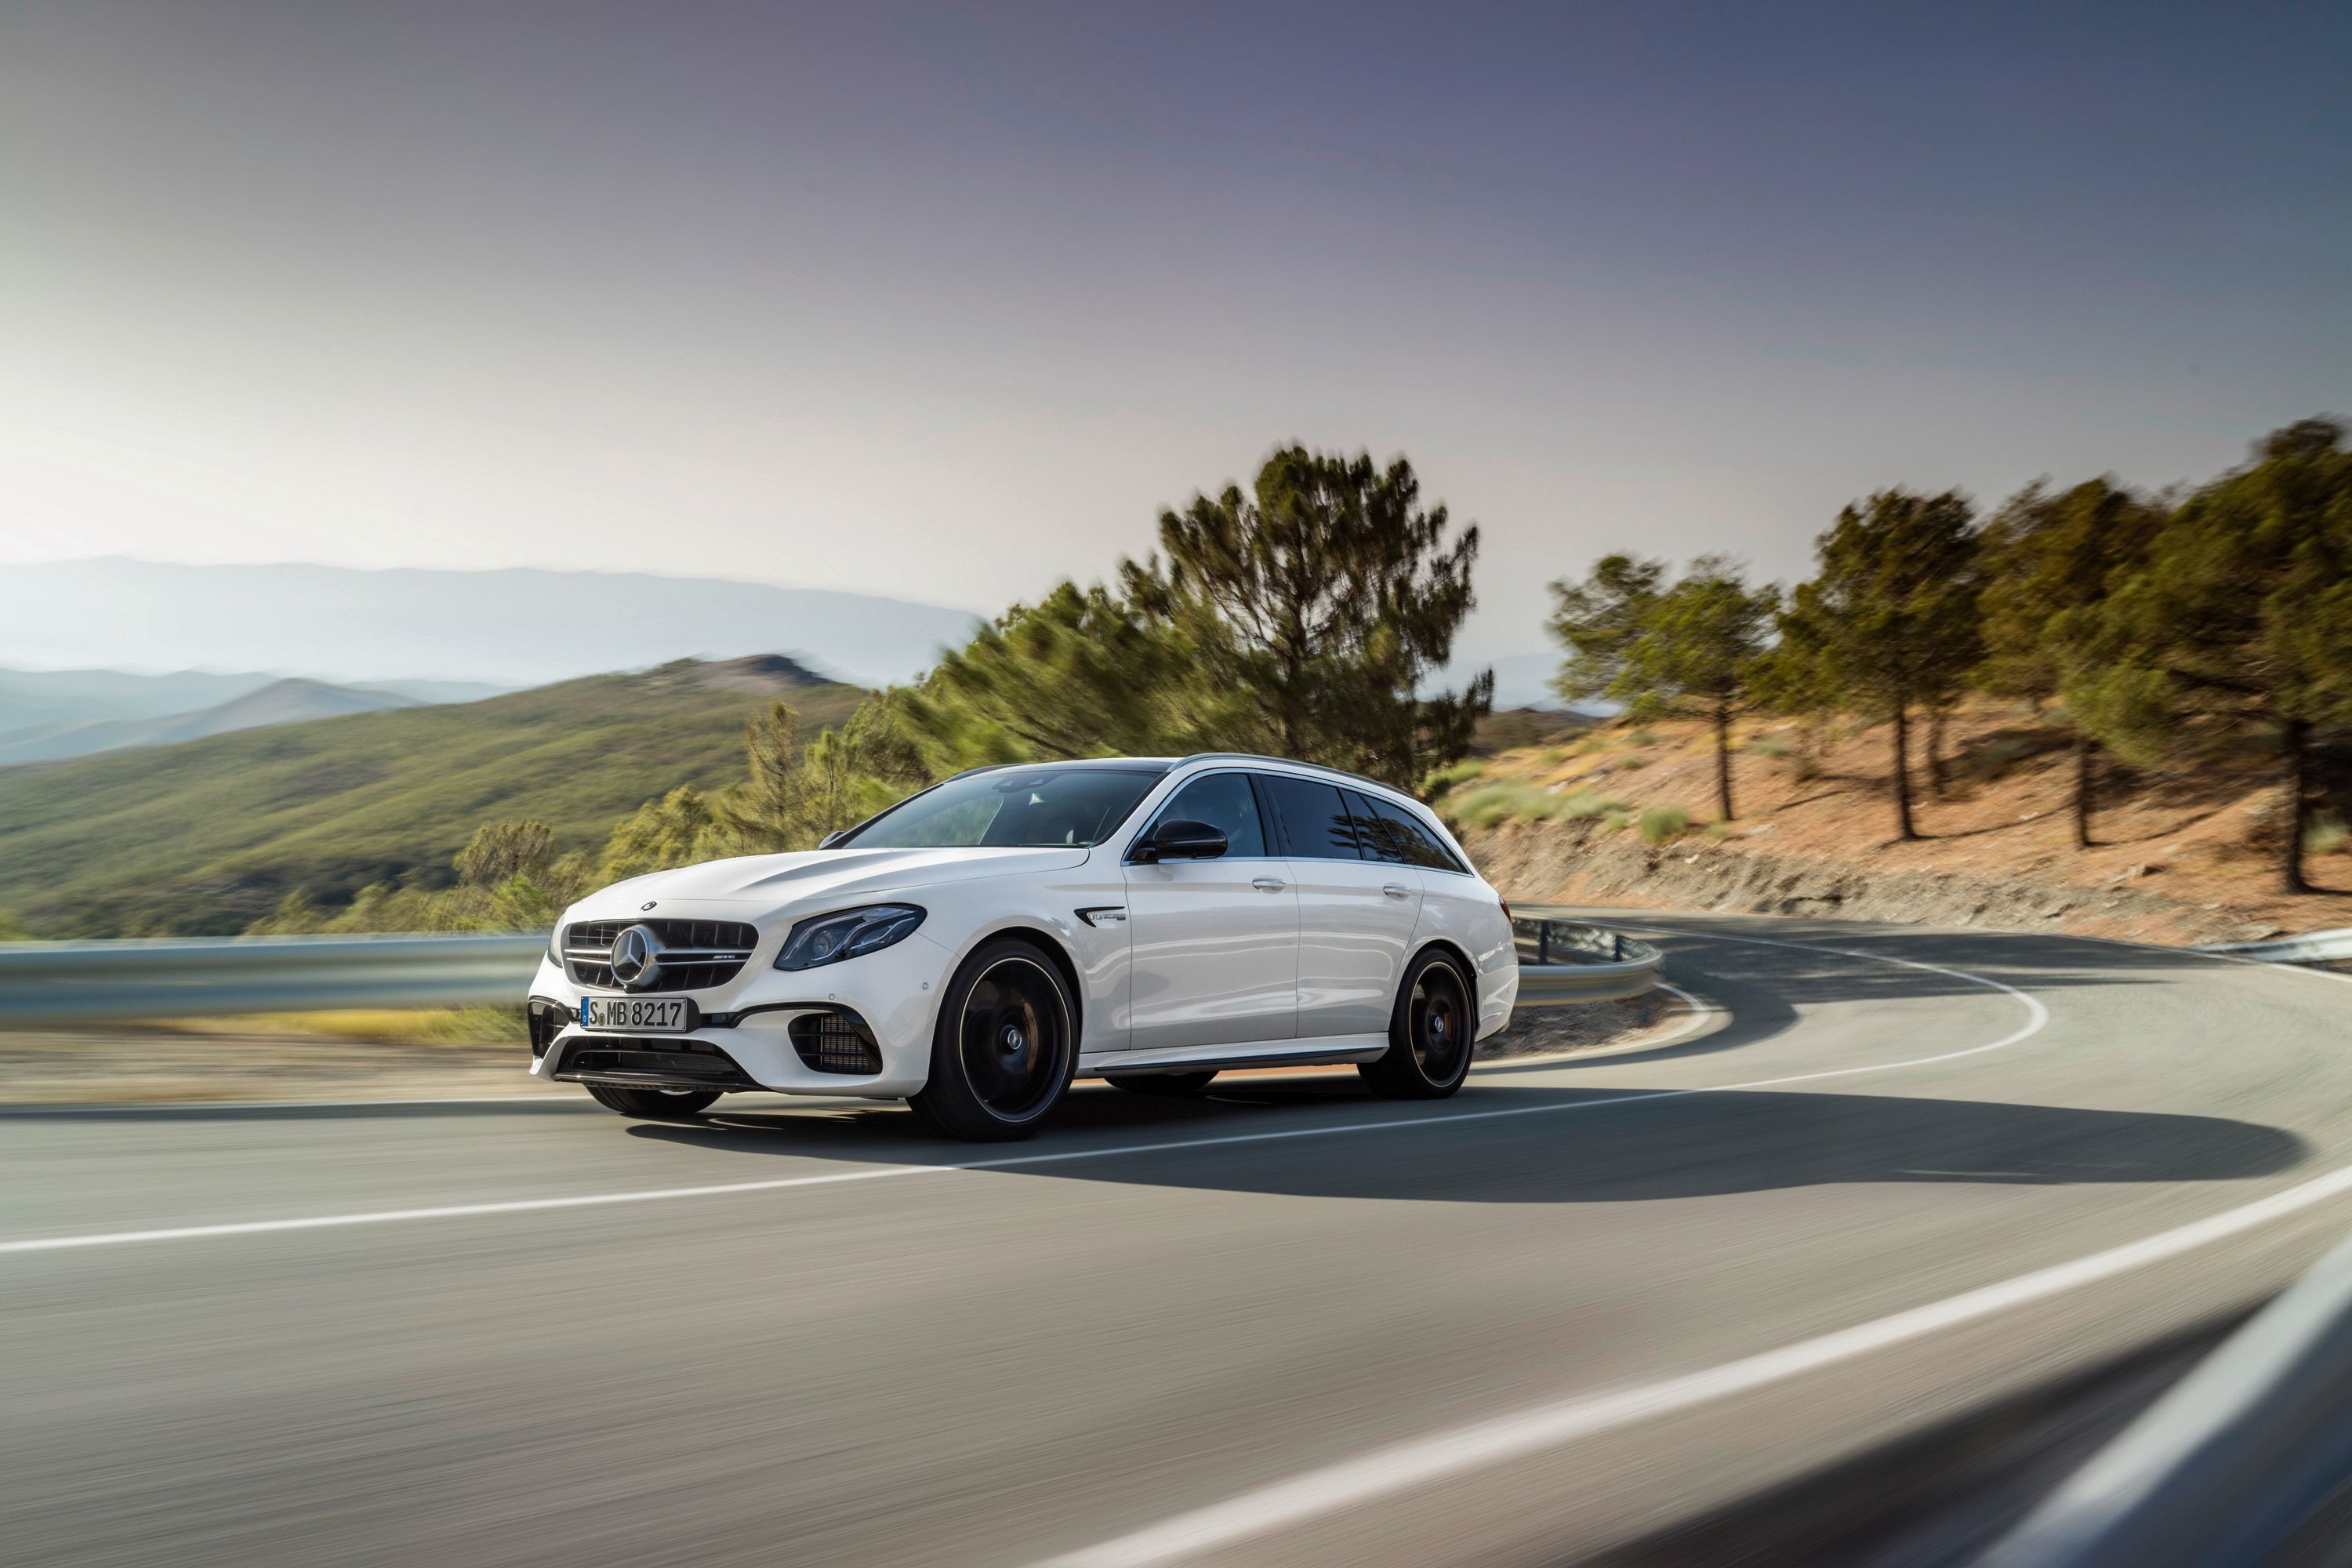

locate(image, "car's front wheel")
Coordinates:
585 1083 722 1119
1360 949 1477 1099
909 937 1078 1141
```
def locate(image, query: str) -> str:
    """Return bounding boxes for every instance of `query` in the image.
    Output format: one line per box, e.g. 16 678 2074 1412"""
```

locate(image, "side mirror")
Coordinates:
1139 818 1229 862
818 830 847 848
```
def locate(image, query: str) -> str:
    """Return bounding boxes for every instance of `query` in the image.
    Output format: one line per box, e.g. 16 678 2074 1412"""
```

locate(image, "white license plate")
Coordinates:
579 996 696 1034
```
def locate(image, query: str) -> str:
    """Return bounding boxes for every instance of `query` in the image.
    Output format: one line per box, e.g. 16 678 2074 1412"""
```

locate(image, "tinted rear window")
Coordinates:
1257 774 1363 860
1361 792 1467 872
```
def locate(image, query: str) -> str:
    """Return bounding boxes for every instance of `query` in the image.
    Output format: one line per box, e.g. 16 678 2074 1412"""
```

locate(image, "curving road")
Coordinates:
7 911 2352 1567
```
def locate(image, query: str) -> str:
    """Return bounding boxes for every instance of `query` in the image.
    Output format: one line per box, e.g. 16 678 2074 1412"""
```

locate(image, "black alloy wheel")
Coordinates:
1361 950 1477 1099
910 938 1078 1140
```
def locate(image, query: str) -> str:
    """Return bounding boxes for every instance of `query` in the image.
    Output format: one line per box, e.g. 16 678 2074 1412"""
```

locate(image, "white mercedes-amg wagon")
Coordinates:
524 754 1517 1140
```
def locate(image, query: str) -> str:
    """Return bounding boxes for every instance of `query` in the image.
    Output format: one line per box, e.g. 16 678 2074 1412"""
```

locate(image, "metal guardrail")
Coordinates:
0 933 550 1025
1512 916 1664 1005
1980 1229 2352 1567
0 916 1661 1025
2198 926 2352 967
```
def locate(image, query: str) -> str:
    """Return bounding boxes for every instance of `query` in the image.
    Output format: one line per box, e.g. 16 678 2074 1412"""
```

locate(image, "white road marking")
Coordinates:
1020 924 2311 1566
1034 1153 2352 1567
0 949 2023 1257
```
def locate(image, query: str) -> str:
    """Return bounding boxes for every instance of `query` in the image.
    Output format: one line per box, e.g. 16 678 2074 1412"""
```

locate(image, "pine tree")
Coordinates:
1779 490 1984 840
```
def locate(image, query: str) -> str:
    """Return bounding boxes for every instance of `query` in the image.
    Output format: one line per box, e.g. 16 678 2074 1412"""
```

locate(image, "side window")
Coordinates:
1343 788 1411 864
1257 774 1363 860
1149 772 1269 858
1366 793 1467 872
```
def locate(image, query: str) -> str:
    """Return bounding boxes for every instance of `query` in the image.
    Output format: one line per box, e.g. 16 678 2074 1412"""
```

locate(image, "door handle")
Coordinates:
1251 877 1287 892
1382 884 1412 898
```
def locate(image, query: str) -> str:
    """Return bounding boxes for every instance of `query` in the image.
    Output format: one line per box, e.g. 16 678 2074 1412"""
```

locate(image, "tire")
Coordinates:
1359 949 1478 1099
585 1083 722 1119
908 937 1079 1141
1106 1070 1218 1097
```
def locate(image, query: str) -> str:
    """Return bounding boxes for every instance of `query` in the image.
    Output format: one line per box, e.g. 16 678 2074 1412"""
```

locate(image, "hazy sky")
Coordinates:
2 1 2345 668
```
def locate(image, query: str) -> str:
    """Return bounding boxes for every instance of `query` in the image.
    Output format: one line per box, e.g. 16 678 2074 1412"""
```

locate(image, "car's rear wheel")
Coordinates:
1105 1070 1218 1097
585 1083 722 1119
909 937 1077 1141
1360 949 1477 1099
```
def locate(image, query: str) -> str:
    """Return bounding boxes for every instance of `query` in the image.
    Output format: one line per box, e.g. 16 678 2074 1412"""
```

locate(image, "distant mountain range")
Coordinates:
0 666 510 766
0 558 984 691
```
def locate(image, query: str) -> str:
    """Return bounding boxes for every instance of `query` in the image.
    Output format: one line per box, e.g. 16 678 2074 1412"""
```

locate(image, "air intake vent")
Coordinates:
563 919 757 993
789 1011 884 1075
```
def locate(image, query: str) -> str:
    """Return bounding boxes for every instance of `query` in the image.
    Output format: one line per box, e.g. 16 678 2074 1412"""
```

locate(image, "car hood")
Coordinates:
567 845 1096 923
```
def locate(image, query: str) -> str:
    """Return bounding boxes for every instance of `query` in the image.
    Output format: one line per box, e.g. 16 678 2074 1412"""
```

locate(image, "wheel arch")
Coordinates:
968 923 1086 1040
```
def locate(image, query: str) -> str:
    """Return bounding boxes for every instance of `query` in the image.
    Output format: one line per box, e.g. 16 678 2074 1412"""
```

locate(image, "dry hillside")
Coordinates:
1448 704 2352 946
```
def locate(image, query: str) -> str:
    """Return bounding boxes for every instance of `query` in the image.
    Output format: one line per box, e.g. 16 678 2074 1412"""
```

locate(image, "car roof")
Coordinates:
951 752 1423 808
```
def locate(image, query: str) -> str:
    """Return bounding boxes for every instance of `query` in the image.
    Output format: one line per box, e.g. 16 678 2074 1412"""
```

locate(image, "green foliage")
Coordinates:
1777 489 1984 837
0 908 32 940
1439 782 1625 829
1422 758 1488 795
1704 820 1730 840
1745 734 1792 758
2307 816 2350 857
895 582 1251 773
2081 419 2352 890
1637 804 1690 844
1628 728 1660 746
1548 553 1779 818
1123 445 1493 788
1978 478 2163 704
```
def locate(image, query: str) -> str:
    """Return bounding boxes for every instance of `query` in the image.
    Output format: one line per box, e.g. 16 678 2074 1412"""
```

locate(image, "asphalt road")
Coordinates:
8 910 2352 1568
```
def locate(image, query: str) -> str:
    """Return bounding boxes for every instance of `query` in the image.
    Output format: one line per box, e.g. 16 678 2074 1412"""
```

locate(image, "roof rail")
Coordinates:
1173 752 1410 800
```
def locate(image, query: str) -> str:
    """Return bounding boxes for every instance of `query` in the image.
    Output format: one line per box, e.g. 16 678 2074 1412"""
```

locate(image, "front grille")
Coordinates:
557 1037 757 1089
789 1011 884 1075
563 918 758 993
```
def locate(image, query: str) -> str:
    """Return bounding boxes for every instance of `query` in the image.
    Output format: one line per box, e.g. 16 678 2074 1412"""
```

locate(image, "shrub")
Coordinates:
1601 809 1631 833
1421 758 1487 795
1705 821 1730 840
1638 804 1690 845
2308 816 2351 856
1746 734 1792 759
1628 728 1660 746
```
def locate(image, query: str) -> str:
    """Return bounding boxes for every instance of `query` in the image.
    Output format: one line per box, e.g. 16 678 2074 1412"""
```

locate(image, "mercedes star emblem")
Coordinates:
609 923 666 990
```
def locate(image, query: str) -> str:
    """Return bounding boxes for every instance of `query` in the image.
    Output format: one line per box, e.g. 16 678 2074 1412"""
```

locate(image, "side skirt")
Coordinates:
1077 1033 1388 1078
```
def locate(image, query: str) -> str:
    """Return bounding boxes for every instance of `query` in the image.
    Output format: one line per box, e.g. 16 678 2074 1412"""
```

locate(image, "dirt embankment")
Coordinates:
1456 704 2352 946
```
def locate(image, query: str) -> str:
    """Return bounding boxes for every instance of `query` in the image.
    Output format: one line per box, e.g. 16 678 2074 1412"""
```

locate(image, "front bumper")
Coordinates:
528 926 950 1098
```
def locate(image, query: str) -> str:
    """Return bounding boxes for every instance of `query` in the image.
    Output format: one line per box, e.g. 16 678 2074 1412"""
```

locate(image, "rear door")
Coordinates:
1256 772 1422 1039
1120 770 1300 1051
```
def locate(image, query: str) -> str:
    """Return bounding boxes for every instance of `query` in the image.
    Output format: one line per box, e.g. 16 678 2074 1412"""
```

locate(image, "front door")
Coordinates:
1121 771 1299 1051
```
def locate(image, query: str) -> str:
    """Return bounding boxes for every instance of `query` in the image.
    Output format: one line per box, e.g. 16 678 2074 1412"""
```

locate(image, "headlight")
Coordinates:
773 903 926 971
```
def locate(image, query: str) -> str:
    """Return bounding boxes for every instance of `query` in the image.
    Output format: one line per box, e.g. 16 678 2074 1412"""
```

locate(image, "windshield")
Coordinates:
836 764 1168 850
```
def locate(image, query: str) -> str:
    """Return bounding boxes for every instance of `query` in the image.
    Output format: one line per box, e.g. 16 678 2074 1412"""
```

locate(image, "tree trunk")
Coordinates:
1713 699 1736 822
1890 702 1918 840
2286 717 2314 895
2072 729 2096 850
1926 708 1949 798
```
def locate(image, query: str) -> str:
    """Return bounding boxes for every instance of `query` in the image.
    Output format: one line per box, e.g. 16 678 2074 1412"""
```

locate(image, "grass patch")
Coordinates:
1628 728 1660 746
2308 816 2350 856
1421 758 1488 794
1444 783 1629 829
1638 804 1691 845
1746 734 1792 759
